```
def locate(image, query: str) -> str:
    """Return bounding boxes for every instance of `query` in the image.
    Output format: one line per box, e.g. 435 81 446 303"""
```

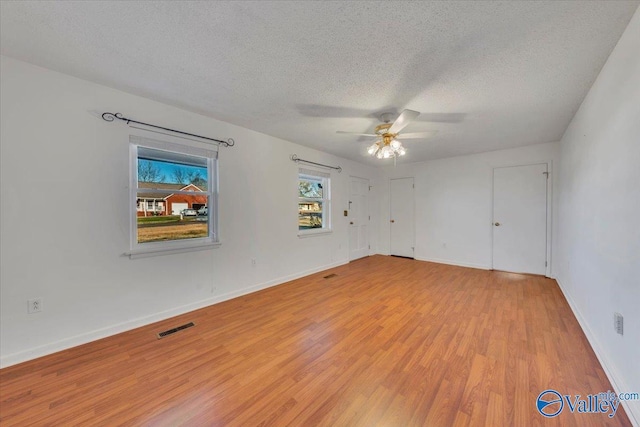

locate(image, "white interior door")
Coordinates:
349 176 369 261
492 164 548 275
390 177 414 258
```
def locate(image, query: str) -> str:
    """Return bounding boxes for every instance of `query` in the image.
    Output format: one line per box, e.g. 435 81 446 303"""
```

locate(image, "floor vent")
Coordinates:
157 322 195 339
323 273 337 279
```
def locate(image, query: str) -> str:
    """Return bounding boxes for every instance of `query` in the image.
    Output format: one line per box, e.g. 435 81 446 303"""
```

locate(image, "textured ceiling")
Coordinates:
1 1 638 165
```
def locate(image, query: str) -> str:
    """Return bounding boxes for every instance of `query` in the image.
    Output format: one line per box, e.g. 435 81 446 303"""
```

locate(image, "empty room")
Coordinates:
1 1 638 426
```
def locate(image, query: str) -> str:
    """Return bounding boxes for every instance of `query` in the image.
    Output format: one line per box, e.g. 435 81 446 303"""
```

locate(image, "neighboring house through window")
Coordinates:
298 168 331 235
136 183 206 217
129 135 218 256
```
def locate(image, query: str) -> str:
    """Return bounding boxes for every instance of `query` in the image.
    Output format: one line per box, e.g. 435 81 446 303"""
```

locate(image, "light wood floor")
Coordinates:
0 255 631 426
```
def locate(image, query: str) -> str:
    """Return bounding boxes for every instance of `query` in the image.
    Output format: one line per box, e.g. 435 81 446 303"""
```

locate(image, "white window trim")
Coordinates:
125 241 221 260
297 228 333 238
127 135 220 259
297 168 332 237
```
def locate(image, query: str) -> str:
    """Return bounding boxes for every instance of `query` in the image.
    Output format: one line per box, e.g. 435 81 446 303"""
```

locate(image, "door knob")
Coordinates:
494 222 501 226
390 219 395 223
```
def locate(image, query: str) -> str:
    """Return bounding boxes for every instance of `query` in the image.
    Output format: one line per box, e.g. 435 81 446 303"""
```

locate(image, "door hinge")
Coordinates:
545 261 548 267
368 244 370 250
368 215 370 220
369 186 372 191
412 184 415 188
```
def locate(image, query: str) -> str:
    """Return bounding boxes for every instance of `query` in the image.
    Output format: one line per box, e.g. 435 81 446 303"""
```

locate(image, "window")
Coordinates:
129 136 218 257
298 168 331 235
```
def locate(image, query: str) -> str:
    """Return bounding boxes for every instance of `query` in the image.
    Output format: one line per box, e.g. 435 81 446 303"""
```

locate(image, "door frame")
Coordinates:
490 161 553 277
389 176 415 258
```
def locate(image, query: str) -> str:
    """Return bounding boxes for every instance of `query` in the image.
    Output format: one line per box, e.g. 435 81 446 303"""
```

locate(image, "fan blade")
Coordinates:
396 131 437 139
388 109 420 134
336 131 378 137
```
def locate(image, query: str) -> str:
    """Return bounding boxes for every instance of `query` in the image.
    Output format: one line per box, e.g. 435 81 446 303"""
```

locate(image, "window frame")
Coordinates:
297 168 331 237
127 135 220 258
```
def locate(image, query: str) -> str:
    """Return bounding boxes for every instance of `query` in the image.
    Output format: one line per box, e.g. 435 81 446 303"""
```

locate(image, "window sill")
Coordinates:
298 229 332 238
125 241 221 259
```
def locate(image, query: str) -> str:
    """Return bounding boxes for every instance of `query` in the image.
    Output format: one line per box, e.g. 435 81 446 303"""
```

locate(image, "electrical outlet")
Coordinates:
28 298 42 314
614 313 623 335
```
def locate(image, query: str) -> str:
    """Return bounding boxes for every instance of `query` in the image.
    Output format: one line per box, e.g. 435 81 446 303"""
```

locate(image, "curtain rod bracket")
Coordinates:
102 112 235 147
290 154 342 173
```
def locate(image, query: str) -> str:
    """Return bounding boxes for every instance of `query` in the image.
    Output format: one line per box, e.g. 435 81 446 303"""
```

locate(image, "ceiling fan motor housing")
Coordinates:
374 123 397 146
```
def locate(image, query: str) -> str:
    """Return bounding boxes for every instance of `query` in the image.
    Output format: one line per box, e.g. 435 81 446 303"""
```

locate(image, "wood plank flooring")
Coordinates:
0 255 632 426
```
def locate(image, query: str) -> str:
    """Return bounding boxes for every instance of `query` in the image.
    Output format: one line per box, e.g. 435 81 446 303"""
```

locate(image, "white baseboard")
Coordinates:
556 277 639 427
415 256 491 271
0 260 347 368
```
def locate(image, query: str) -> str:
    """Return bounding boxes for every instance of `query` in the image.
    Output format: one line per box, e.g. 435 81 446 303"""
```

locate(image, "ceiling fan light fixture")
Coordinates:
367 138 407 160
337 109 423 161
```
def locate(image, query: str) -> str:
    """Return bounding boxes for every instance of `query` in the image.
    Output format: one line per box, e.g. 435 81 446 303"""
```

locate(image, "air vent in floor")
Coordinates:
157 322 195 339
323 273 337 279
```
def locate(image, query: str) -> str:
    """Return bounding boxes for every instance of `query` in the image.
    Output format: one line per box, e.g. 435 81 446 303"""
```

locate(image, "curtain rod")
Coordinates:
102 112 235 147
290 154 342 173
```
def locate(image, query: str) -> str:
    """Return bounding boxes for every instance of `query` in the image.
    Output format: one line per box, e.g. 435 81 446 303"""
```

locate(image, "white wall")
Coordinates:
378 142 560 272
555 8 640 424
0 56 379 367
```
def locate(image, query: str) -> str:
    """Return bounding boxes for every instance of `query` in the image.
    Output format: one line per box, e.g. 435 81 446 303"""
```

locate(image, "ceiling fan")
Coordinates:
336 109 435 160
